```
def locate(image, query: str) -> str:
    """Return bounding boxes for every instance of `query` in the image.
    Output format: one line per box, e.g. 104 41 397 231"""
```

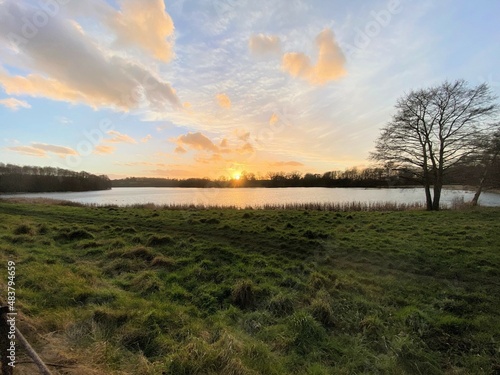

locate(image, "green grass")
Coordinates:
0 201 499 374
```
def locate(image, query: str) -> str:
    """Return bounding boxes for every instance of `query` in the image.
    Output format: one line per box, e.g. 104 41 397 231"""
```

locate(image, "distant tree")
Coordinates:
471 129 500 205
371 80 499 210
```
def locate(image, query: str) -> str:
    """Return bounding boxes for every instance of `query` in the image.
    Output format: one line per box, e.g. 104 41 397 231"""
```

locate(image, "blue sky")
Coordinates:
0 0 499 179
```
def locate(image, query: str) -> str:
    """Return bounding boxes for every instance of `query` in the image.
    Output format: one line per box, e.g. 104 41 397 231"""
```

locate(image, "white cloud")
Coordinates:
249 34 282 56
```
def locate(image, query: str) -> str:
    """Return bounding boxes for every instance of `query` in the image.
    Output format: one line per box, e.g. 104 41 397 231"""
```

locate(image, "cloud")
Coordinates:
147 169 196 178
236 131 250 142
216 93 231 109
238 142 254 154
0 97 31 111
282 29 346 84
269 113 279 125
174 146 187 154
93 145 115 155
141 134 152 143
249 34 282 56
106 130 137 144
31 143 78 155
106 0 175 62
176 132 219 152
0 1 181 110
7 146 46 157
270 161 304 167
7 143 77 157
57 116 73 125
195 153 224 164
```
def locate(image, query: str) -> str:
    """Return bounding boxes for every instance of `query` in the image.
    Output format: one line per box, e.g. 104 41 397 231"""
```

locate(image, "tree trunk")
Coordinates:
424 184 433 211
472 149 499 206
432 183 442 211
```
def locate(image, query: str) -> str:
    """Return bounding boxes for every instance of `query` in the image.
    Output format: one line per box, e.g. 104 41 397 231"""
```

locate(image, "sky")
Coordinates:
0 0 499 180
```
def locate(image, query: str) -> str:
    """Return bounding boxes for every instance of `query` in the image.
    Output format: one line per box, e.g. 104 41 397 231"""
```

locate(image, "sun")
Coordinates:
233 172 241 180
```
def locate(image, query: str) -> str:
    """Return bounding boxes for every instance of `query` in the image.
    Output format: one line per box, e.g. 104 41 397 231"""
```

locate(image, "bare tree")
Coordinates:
371 80 498 210
471 129 500 206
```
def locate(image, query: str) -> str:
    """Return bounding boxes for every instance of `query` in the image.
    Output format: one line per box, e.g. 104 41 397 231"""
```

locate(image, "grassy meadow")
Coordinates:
0 200 499 374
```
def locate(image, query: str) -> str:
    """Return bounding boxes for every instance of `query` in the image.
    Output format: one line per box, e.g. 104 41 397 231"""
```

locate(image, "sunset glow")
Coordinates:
0 1 499 179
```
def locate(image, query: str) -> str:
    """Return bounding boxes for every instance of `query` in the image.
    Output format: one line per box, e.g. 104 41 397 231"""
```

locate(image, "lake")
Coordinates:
2 187 500 208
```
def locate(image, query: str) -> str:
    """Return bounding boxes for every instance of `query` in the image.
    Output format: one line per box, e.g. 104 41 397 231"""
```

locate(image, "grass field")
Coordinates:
0 200 499 374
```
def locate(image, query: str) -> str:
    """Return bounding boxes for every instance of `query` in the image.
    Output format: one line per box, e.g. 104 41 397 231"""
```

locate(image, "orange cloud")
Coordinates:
31 143 78 155
106 130 137 144
0 97 31 111
7 146 46 157
269 161 304 167
141 134 152 143
216 93 231 109
174 146 187 154
249 34 282 56
108 0 175 62
195 153 224 164
269 113 279 125
176 132 219 152
282 29 346 84
8 143 77 157
93 145 115 154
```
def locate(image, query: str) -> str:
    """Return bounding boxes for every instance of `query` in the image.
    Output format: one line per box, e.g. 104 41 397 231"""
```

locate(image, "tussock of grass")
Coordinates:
232 280 256 310
13 223 34 235
146 234 174 246
150 255 176 268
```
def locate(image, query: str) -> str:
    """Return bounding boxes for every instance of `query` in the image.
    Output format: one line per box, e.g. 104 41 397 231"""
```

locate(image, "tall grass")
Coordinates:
85 200 426 211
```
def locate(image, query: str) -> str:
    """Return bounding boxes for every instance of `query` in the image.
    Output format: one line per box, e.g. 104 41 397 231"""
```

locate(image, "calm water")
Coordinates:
2 187 500 208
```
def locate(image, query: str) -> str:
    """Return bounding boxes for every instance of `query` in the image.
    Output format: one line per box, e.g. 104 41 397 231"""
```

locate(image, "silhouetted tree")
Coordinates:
371 80 499 210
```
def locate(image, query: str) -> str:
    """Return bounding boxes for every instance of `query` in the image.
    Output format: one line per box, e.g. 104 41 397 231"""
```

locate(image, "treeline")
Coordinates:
113 168 419 188
0 164 111 193
113 164 500 189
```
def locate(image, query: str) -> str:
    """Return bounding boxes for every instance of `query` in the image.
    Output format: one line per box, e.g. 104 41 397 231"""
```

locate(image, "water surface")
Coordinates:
2 187 499 208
